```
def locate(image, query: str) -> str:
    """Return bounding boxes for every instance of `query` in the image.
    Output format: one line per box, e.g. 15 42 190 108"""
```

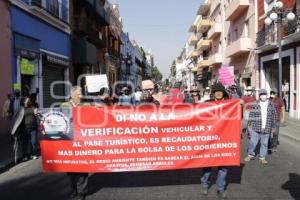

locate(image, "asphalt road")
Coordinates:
0 135 300 200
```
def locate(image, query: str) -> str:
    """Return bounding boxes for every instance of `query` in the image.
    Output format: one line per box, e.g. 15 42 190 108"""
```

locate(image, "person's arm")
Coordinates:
281 106 285 123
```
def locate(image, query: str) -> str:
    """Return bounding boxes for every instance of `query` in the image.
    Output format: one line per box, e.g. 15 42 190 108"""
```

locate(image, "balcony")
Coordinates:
189 25 197 32
225 0 250 21
197 38 211 51
208 53 222 66
208 22 222 40
188 50 199 59
210 0 221 14
196 17 211 33
73 16 106 48
197 0 211 16
188 34 199 46
197 57 209 69
226 38 252 57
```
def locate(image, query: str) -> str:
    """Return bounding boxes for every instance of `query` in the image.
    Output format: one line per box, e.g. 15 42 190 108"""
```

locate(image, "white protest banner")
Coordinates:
85 74 108 93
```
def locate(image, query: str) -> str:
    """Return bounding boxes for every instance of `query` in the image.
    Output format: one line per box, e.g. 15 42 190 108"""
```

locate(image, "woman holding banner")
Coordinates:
200 82 229 199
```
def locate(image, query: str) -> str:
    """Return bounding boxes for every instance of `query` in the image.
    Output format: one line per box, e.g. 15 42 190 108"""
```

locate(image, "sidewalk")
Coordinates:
280 117 300 142
0 133 14 172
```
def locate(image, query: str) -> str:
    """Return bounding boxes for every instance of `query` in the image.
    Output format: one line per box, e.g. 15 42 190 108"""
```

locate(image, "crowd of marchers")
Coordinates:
1 79 286 200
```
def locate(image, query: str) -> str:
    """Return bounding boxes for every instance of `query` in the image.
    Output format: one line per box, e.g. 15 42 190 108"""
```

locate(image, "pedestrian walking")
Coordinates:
241 86 256 135
118 86 135 106
200 82 229 199
62 86 88 200
269 88 285 152
282 80 289 112
23 96 39 159
244 89 276 165
2 94 12 120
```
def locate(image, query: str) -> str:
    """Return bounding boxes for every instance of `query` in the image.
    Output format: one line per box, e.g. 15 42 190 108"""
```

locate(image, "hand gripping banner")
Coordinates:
39 99 241 172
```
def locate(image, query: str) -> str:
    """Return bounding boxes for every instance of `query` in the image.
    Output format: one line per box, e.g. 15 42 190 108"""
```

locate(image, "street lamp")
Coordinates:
264 1 296 97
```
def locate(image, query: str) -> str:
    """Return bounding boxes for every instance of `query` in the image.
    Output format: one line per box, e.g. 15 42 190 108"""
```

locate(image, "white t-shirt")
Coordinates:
260 100 269 129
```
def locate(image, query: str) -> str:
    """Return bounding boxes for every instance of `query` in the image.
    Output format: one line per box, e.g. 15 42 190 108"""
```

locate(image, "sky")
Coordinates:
110 0 202 78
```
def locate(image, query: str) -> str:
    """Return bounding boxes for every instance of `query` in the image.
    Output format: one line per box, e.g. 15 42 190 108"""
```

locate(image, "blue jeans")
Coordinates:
201 167 227 190
27 128 38 156
248 130 270 159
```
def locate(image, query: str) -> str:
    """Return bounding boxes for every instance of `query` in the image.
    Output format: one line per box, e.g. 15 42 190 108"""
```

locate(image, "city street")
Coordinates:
0 135 299 200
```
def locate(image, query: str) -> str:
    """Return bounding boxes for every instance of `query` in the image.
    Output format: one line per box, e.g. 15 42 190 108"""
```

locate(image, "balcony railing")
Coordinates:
197 0 211 16
208 22 222 40
30 0 69 23
196 17 211 33
73 16 106 48
226 37 252 57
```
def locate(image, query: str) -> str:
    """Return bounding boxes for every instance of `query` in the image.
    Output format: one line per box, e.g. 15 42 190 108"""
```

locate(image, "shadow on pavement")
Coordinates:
0 173 70 200
88 165 245 195
282 173 300 200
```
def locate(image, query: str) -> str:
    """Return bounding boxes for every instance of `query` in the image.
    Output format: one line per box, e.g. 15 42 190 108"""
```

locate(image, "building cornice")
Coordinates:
9 0 70 34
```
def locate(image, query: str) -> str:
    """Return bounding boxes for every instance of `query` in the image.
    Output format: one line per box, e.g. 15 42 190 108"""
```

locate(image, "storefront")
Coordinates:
11 5 70 108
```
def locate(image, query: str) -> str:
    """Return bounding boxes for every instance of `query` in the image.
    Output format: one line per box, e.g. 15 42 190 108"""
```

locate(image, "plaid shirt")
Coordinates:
248 100 276 134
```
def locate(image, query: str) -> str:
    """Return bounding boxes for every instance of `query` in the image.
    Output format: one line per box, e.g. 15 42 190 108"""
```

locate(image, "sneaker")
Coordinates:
32 156 39 160
272 148 277 152
200 185 208 196
259 158 268 165
216 189 227 199
244 155 255 162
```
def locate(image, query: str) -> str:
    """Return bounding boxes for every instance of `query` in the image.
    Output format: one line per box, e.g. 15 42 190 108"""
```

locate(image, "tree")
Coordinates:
151 66 163 82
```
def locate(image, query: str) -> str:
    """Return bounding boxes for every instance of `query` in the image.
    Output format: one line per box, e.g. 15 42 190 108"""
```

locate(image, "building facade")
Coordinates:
120 31 135 88
10 0 71 108
256 0 300 119
186 0 257 90
71 0 109 88
0 0 12 135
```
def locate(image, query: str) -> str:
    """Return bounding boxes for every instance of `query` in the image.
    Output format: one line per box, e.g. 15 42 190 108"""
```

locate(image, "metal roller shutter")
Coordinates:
43 65 65 108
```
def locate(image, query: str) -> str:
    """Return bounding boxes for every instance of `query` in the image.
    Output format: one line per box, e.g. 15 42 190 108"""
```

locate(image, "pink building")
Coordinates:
0 0 12 135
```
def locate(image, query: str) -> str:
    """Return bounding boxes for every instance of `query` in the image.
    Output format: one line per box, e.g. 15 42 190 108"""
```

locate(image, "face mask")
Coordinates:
260 95 268 102
203 95 210 100
246 91 252 96
270 94 276 98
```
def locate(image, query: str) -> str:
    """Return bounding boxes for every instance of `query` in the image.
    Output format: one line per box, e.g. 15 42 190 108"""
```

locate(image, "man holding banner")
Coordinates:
61 86 88 200
200 82 230 199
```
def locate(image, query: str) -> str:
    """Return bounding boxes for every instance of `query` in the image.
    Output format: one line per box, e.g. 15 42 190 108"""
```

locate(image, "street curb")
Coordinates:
0 158 15 174
280 131 300 143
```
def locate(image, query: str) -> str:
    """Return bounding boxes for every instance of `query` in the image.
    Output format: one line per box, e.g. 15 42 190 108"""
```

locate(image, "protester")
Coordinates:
269 88 285 152
9 90 22 116
183 89 192 103
62 86 88 200
10 97 31 162
118 86 135 106
229 85 241 99
244 89 276 165
282 80 289 112
241 86 256 134
201 87 211 102
190 89 201 103
200 82 229 199
23 96 39 159
140 90 160 105
94 87 111 106
2 94 12 119
134 86 142 104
